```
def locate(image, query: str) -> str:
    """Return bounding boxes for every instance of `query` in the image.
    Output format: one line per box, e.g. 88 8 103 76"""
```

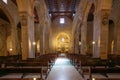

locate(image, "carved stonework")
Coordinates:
101 10 109 25
19 12 28 26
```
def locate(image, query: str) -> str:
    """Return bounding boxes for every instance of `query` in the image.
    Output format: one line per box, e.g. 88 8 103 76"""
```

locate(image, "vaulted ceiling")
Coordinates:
10 0 94 22
45 0 81 20
11 0 39 23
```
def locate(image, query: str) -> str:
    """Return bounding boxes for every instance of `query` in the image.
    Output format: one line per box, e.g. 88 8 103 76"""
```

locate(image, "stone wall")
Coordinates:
110 0 120 25
0 19 11 56
0 25 7 56
109 0 120 55
0 0 20 56
86 21 93 55
50 16 72 53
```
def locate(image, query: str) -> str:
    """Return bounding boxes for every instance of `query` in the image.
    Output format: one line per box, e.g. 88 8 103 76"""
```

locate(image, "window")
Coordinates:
2 0 7 4
60 18 65 24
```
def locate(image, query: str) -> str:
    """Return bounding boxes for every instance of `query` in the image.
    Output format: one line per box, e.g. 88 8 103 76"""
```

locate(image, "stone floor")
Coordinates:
46 57 84 80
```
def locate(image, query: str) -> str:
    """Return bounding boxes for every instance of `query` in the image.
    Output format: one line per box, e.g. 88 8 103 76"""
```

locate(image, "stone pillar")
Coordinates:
81 23 87 55
0 24 7 56
43 26 50 54
34 23 40 54
44 28 49 54
40 24 44 55
87 22 93 55
73 32 76 53
115 22 120 55
46 33 50 54
20 12 35 60
43 26 46 54
108 23 114 54
113 22 117 55
74 34 77 53
75 31 79 54
93 10 109 59
11 25 18 55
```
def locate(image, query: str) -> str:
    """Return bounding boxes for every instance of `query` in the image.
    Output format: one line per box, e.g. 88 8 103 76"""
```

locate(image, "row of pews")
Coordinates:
67 54 120 80
89 78 120 80
0 53 58 80
0 78 119 80
0 55 21 63
0 78 41 80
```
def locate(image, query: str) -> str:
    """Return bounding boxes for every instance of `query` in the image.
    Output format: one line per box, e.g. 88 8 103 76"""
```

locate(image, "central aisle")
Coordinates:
46 57 84 80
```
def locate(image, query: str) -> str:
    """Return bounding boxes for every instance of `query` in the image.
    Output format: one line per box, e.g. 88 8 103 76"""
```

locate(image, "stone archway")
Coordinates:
0 5 16 56
73 1 93 55
0 19 10 56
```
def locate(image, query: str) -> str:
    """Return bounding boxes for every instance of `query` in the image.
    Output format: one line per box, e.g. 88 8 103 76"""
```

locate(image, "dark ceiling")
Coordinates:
45 0 81 20
10 0 94 22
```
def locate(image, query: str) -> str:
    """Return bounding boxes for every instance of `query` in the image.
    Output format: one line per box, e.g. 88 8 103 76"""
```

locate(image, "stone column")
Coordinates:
108 23 114 54
45 28 49 54
11 25 18 55
73 32 77 53
93 9 109 59
20 12 35 60
34 23 40 54
81 23 87 55
74 34 77 53
87 22 93 55
40 24 44 55
43 27 50 54
0 24 7 56
43 26 46 54
75 31 79 54
115 22 120 55
113 22 117 55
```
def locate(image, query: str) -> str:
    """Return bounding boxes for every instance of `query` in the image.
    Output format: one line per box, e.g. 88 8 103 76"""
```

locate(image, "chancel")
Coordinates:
0 0 120 80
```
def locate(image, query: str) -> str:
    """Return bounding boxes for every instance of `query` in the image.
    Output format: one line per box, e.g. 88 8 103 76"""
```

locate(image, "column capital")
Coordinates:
19 12 29 26
19 11 34 26
101 9 110 25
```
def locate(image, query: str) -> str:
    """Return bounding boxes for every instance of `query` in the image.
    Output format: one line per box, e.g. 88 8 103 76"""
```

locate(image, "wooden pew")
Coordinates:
0 53 57 79
6 61 51 70
92 78 120 80
0 78 41 80
69 55 118 78
4 62 49 68
0 55 21 63
0 67 44 79
74 58 109 74
3 62 51 79
89 67 120 80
